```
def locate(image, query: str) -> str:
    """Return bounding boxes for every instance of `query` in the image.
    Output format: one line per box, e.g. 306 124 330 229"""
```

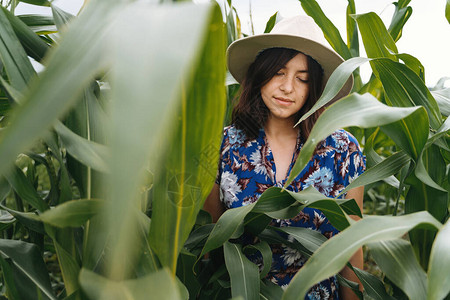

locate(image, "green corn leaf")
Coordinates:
79 268 181 300
427 218 450 300
346 0 358 57
371 58 442 130
405 179 448 269
395 53 425 80
54 121 109 173
260 280 283 300
380 107 429 161
257 186 353 231
0 239 56 300
353 12 398 59
176 251 201 299
244 240 272 279
336 198 362 218
18 14 54 27
226 2 237 45
200 202 256 258
369 239 427 300
446 0 450 24
1 7 49 62
426 116 450 148
300 0 352 59
45 226 80 295
0 255 21 300
287 93 423 188
339 151 411 195
0 177 11 201
5 165 48 212
252 186 296 213
351 267 396 300
38 199 104 228
388 4 412 42
0 204 45 234
431 88 450 116
296 57 370 125
19 0 50 6
276 226 327 253
184 223 214 251
282 212 442 300
224 241 260 300
17 14 56 34
0 7 36 92
63 82 106 199
44 131 73 204
264 12 278 33
415 153 447 192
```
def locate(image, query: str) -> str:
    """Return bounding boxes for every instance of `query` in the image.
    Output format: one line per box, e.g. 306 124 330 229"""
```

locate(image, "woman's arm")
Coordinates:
339 185 364 300
203 183 225 223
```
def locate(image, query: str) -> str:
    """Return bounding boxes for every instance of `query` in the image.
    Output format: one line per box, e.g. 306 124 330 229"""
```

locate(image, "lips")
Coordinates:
274 97 294 106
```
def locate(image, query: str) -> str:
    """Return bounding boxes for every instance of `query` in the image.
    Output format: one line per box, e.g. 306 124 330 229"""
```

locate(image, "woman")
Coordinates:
204 15 365 299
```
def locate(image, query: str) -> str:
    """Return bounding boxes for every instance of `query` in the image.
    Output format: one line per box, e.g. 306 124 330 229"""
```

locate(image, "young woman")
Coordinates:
204 15 365 300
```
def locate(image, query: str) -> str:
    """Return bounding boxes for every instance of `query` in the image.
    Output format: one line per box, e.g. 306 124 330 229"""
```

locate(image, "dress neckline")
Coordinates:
259 128 302 186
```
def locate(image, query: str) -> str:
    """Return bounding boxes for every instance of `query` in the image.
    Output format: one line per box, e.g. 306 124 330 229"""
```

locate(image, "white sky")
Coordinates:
15 0 450 87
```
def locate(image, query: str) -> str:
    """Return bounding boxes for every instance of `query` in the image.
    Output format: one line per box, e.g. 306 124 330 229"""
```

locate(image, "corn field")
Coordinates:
0 0 449 299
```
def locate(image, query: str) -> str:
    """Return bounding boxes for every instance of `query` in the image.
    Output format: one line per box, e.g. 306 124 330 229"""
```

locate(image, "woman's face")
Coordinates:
260 52 309 123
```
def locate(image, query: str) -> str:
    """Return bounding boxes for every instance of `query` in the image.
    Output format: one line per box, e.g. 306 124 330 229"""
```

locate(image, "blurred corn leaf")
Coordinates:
38 199 104 227
0 0 113 179
146 3 226 274
79 268 181 300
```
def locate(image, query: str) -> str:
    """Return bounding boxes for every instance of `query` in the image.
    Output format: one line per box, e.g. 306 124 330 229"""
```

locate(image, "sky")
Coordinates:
15 0 450 87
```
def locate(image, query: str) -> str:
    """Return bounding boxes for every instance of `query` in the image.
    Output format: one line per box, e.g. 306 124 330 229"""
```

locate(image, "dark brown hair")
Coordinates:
231 47 324 142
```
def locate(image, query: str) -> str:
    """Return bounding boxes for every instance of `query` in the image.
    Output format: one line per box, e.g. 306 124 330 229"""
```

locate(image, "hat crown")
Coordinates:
270 15 329 51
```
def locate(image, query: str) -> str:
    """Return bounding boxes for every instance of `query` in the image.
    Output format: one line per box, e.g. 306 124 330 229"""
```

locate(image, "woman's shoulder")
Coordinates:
221 124 254 150
317 129 362 155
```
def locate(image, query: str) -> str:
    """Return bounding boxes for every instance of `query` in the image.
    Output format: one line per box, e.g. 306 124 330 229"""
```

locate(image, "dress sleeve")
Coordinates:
345 132 366 185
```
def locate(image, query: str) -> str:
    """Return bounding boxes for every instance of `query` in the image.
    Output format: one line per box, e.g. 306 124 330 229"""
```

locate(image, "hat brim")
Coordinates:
227 34 353 103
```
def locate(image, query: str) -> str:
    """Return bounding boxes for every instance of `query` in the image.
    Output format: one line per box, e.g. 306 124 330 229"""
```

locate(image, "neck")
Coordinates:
264 116 298 138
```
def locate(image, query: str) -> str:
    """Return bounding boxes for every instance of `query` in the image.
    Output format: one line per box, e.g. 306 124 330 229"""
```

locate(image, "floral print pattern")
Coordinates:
216 125 365 299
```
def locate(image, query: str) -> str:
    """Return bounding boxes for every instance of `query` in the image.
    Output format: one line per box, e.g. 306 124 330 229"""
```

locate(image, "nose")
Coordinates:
279 76 294 93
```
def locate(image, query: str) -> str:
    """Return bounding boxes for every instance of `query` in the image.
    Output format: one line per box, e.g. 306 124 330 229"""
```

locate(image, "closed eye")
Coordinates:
297 77 309 83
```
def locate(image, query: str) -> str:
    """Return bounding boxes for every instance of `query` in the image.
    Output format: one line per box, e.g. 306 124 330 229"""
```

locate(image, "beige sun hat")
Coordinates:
227 15 353 101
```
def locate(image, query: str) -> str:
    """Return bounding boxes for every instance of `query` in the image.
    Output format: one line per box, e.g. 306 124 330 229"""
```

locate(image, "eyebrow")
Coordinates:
296 70 309 73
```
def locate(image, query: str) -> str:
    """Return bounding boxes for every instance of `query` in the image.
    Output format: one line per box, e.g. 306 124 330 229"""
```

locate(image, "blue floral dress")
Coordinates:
216 125 365 299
